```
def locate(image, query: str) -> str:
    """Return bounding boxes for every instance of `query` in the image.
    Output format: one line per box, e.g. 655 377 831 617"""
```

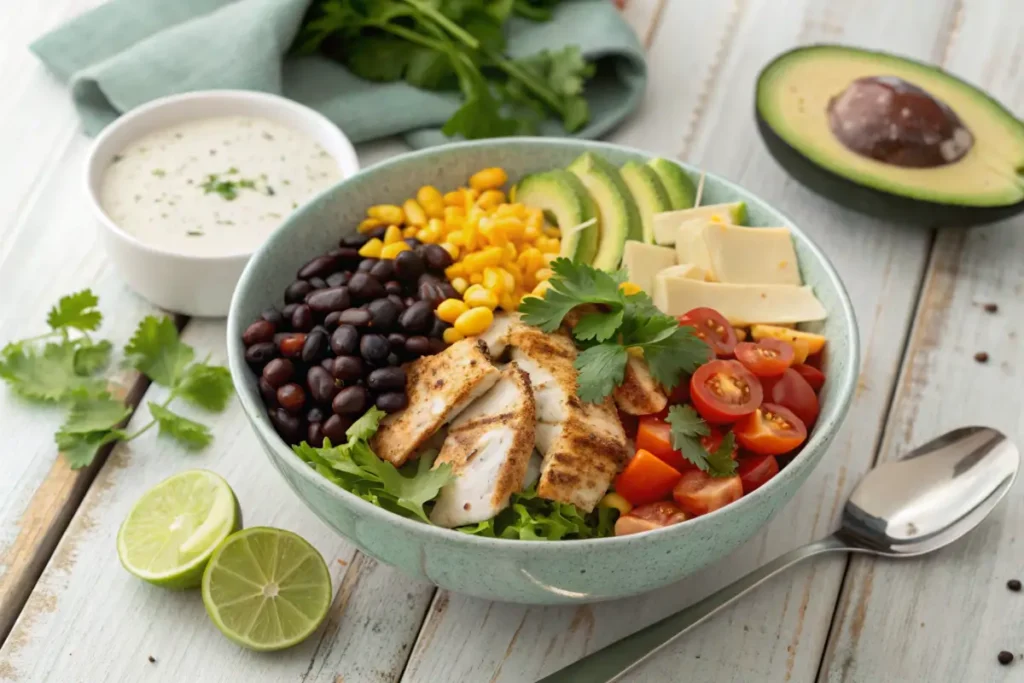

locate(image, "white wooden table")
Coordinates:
2 1 1023 681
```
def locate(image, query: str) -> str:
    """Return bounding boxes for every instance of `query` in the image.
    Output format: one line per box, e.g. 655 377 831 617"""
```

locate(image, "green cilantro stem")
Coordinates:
402 0 480 49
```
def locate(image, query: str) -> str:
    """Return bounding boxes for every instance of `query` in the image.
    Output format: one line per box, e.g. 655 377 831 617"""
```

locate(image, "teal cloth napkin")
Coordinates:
30 0 646 147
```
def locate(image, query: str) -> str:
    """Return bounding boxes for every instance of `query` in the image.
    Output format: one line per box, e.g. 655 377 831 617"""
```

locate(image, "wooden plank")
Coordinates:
820 0 1024 678
399 1 959 681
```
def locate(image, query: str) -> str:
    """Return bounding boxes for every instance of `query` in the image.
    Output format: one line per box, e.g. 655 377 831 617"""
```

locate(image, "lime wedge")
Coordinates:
117 469 240 589
201 527 332 651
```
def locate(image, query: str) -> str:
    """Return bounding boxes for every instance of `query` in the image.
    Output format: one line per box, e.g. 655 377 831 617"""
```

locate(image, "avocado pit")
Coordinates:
827 75 974 168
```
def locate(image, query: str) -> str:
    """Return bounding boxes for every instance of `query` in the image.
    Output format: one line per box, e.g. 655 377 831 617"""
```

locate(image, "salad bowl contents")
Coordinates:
228 139 858 604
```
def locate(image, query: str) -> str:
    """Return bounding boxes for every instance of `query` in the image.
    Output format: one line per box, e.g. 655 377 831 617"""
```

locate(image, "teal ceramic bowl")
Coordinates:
227 139 859 605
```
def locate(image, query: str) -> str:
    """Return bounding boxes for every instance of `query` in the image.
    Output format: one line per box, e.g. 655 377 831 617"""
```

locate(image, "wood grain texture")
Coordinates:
400 1 967 681
820 1 1024 679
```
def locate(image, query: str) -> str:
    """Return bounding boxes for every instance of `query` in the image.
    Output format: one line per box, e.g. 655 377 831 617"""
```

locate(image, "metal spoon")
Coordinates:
538 426 1019 683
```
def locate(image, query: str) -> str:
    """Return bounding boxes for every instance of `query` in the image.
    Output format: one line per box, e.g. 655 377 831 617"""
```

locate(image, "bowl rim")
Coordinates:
228 137 860 550
83 89 361 263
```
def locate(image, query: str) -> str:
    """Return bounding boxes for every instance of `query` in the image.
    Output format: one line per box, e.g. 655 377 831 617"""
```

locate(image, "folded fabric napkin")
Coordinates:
31 0 646 147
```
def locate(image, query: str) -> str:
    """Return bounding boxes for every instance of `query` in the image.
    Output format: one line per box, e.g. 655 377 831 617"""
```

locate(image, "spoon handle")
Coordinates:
536 533 851 683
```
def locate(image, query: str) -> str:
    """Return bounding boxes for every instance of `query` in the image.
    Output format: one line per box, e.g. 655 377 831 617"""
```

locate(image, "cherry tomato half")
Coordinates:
672 470 743 517
614 449 683 506
734 339 794 377
614 501 688 536
678 307 737 357
690 359 764 424
737 454 780 494
734 403 807 456
792 363 826 392
770 368 820 427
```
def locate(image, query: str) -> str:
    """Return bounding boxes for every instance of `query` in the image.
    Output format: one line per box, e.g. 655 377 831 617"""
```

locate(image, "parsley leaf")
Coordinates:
47 289 102 332
666 405 737 477
148 403 213 450
175 363 234 411
574 343 628 404
125 317 193 387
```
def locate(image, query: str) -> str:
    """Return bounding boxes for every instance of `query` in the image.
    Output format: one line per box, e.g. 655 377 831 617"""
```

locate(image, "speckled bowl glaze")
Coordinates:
227 138 859 605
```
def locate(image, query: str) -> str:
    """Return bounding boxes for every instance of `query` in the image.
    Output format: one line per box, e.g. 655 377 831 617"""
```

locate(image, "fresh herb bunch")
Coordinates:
295 0 595 139
0 291 233 468
665 405 738 477
519 258 711 402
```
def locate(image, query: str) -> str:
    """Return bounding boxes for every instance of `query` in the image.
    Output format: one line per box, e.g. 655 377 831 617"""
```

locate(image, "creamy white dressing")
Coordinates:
99 116 342 257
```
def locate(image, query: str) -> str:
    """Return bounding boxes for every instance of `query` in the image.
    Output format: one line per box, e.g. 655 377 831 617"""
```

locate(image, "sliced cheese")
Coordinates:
674 218 715 274
654 278 826 325
652 202 746 245
621 242 676 295
702 223 801 285
653 263 711 312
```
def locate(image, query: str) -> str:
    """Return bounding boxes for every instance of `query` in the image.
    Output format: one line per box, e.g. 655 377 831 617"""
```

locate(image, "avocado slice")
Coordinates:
756 45 1024 226
646 158 697 210
567 153 642 271
515 169 598 265
620 162 671 244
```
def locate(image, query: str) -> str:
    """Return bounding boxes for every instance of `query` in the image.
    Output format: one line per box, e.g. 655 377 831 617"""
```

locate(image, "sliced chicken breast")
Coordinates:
613 355 668 415
507 326 628 512
429 364 536 527
476 311 520 359
372 339 500 466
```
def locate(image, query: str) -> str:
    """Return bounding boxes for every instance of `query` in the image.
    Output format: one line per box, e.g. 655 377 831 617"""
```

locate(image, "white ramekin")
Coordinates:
84 90 360 318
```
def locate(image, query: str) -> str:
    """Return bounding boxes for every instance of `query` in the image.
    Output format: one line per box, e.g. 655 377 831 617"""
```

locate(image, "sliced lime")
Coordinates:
201 527 332 651
117 469 240 589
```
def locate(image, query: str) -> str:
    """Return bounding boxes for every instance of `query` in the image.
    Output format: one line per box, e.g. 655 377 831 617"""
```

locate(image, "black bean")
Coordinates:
269 407 304 444
298 253 342 279
384 280 403 296
301 328 328 363
439 282 459 300
290 304 314 332
277 383 306 413
376 392 408 413
399 301 434 334
322 414 352 444
357 258 378 273
427 338 447 354
245 342 278 368
421 244 454 271
332 355 364 382
338 308 372 327
387 332 407 352
326 271 352 288
368 225 388 240
341 233 370 248
404 237 422 248
262 358 294 388
369 259 396 281
261 307 285 327
320 357 335 374
387 294 406 311
1008 579 1022 592
307 422 325 448
998 651 1014 665
417 280 446 309
368 298 400 331
306 287 351 313
429 316 450 339
308 277 328 290
281 303 299 319
403 296 417 308
306 365 338 404
259 377 278 406
394 250 426 282
285 280 313 303
360 334 390 363
333 386 368 415
404 336 431 357
278 333 306 358
348 272 386 301
307 406 327 424
243 320 276 346
368 367 406 392
330 325 360 356
323 311 342 328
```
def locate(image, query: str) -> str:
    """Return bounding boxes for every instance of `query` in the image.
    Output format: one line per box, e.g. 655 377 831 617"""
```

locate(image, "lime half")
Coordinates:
201 527 332 651
117 469 240 589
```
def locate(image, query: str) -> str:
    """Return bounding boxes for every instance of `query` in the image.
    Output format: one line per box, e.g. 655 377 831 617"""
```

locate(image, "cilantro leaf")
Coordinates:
346 406 386 442
59 429 126 469
641 325 712 390
707 432 738 477
572 308 623 342
574 343 628 404
176 363 233 411
519 258 625 332
47 289 102 332
58 393 131 436
73 339 112 376
125 317 193 387
148 403 212 450
666 405 737 477
0 342 105 402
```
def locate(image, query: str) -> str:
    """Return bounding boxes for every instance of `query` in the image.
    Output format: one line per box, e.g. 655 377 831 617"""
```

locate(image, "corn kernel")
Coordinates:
463 188 480 213
357 217 383 234
443 327 465 344
599 492 633 515
417 186 445 218
498 292 517 312
403 199 427 226
403 226 419 238
435 242 456 260
493 216 524 241
463 285 499 310
532 280 553 297
428 217 445 234
508 185 517 202
477 189 506 209
481 222 508 248
444 206 465 224
534 268 553 282
542 225 561 239
450 277 469 294
483 267 505 294
543 252 560 266
368 204 405 225
417 228 439 244
525 208 544 231
446 230 466 247
469 273 483 285
503 242 518 263
619 281 643 296
443 190 465 207
500 268 516 293
437 298 469 323
523 224 541 241
463 221 478 252
383 224 403 245
538 237 560 254
358 238 383 258
380 241 411 259
469 168 508 192
454 307 494 336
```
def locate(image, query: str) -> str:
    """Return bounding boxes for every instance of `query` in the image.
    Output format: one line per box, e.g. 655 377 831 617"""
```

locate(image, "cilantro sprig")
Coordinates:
0 290 233 469
665 405 738 478
519 258 710 402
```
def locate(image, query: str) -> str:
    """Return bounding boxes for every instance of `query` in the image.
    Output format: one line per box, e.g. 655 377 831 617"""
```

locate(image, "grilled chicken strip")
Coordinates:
613 355 668 416
430 364 536 527
507 325 628 512
477 311 520 359
371 339 500 466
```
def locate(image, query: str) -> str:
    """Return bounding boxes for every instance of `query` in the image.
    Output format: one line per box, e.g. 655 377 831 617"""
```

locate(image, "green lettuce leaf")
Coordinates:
455 485 618 541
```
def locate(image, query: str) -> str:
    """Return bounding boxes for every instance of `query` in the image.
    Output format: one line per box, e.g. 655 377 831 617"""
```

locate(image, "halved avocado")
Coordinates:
756 45 1024 226
515 169 598 265
620 161 671 244
567 153 642 271
647 158 697 210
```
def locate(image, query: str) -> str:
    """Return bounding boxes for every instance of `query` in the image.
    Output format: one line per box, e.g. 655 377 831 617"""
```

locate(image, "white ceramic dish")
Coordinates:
84 90 360 318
